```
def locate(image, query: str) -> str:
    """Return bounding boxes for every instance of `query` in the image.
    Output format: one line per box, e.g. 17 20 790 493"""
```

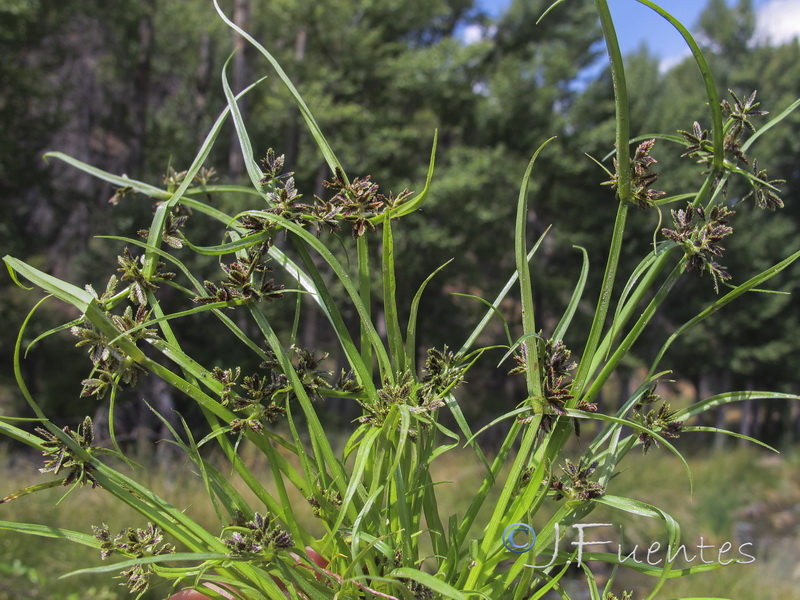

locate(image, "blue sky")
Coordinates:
475 0 800 64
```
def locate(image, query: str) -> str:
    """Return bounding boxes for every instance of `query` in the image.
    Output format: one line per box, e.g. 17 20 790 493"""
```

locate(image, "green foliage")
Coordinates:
2 1 800 599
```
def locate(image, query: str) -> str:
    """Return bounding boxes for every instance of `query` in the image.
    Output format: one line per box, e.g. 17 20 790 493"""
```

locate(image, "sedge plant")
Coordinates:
2 1 800 599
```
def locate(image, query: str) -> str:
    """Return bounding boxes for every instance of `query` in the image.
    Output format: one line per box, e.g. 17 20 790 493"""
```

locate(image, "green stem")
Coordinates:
531 0 633 517
581 260 685 407
585 248 675 381
572 0 631 397
596 0 631 205
357 233 374 379
572 0 631 400
444 421 521 578
382 219 405 373
463 414 541 590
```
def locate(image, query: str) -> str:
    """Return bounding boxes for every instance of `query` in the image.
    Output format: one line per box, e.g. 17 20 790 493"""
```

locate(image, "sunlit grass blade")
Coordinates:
247 305 349 496
443 393 494 477
184 183 263 197
573 0 630 402
594 494 681 599
527 561 571 600
681 426 778 452
149 407 253 524
406 259 452 371
740 97 800 153
604 244 663 354
561 408 693 493
140 79 266 279
452 293 513 347
464 418 540 590
241 210 390 387
42 152 170 199
578 552 729 579
633 0 723 169
371 131 438 224
25 314 82 357
551 245 588 342
462 138 558 590
0 520 101 548
346 484 387 569
582 260 685 408
5 257 94 312
498 502 582 589
183 231 273 255
649 247 800 375
581 562 602 600
382 219 404 372
0 479 66 504
62 552 231 578
221 54 268 192
515 137 556 400
389 567 465 600
459 227 550 355
213 0 343 175
357 235 374 381
537 0 569 24
674 390 800 421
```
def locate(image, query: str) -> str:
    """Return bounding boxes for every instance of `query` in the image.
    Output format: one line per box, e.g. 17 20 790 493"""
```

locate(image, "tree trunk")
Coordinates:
194 31 213 135
229 0 250 177
284 27 307 170
131 1 156 176
738 379 756 447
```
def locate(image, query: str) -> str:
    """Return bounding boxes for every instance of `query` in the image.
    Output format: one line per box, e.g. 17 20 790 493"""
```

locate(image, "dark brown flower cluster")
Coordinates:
743 159 785 210
662 203 734 292
357 348 465 435
679 90 785 210
419 346 466 401
308 487 343 519
247 149 414 238
635 402 683 453
320 168 413 237
222 512 293 559
510 338 593 433
36 416 99 488
93 522 175 594
194 250 285 305
211 365 287 434
605 139 665 208
679 121 714 165
632 386 683 453
116 247 175 306
138 211 188 249
72 299 157 399
212 347 358 434
550 459 605 501
71 249 175 399
358 371 420 434
679 90 767 167
721 89 768 163
401 578 441 600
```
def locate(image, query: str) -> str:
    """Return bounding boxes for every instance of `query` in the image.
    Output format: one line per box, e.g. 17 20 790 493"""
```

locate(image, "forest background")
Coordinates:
2 0 799 447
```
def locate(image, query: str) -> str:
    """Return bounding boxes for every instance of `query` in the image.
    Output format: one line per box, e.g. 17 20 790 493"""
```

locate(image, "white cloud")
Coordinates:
755 0 800 45
460 24 497 45
659 49 691 74
462 24 484 45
